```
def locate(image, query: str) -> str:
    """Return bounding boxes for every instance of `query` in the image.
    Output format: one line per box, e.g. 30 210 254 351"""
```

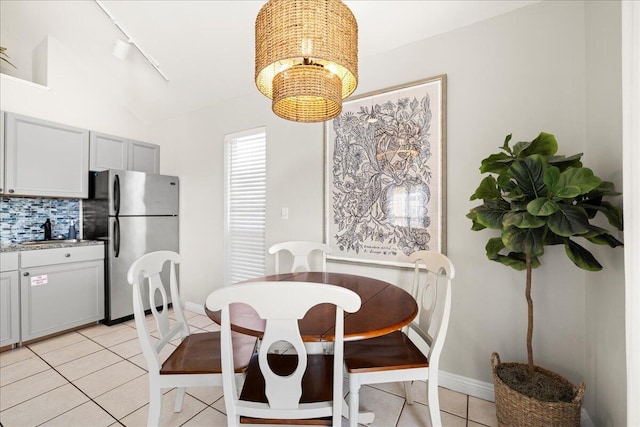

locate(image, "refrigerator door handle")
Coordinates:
114 174 120 216
114 218 120 258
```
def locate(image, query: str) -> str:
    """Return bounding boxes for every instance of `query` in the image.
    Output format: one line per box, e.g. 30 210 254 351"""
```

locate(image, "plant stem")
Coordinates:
526 253 534 376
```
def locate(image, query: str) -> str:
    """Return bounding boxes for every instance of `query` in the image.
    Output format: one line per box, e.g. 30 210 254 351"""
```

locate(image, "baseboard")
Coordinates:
438 369 495 402
184 301 206 315
580 408 595 427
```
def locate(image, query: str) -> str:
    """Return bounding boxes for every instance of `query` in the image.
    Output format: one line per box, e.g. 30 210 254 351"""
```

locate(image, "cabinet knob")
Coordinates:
65 253 71 257
23 272 30 276
8 189 14 193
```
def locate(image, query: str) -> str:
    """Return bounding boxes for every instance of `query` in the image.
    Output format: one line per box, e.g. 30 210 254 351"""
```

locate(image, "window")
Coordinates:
224 128 266 285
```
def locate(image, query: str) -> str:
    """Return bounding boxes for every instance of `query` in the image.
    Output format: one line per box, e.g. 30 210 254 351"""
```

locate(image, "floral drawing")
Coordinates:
329 91 435 258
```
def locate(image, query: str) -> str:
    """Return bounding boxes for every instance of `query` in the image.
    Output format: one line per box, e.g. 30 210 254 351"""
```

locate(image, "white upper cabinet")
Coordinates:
128 139 160 174
90 132 160 174
4 113 89 198
89 131 128 171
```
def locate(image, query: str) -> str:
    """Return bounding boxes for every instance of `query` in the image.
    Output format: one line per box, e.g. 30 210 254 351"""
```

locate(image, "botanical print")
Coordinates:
325 76 445 266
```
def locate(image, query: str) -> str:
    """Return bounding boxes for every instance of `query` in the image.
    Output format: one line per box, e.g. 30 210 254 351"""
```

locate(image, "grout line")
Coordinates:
25 349 120 427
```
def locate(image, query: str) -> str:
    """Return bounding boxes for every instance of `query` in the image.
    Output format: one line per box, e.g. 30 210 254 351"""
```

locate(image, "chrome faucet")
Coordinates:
42 219 52 240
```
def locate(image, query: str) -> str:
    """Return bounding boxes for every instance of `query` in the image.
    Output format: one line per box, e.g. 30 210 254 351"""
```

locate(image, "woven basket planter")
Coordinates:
491 352 585 427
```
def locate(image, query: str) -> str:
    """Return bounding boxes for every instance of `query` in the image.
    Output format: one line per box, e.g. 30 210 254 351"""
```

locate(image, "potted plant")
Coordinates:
0 46 17 68
466 132 623 426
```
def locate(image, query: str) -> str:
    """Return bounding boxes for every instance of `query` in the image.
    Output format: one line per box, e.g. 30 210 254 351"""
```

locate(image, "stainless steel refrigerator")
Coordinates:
83 169 179 325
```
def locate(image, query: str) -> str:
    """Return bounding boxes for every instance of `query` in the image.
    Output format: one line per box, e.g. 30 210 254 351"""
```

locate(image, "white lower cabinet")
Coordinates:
0 252 20 347
20 245 105 342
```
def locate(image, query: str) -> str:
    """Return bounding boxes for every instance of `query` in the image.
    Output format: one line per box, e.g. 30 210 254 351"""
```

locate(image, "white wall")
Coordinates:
151 3 626 421
584 2 626 426
0 36 149 140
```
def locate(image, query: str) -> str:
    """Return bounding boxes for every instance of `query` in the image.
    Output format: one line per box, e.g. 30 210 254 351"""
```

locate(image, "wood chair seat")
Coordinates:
161 331 256 375
239 354 334 425
344 330 429 374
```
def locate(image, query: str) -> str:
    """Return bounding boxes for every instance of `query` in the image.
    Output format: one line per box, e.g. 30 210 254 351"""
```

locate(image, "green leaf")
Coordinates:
480 152 513 174
592 181 620 196
599 201 623 230
555 186 582 199
527 198 559 216
500 134 513 154
543 166 560 190
509 155 548 199
492 252 541 271
580 225 623 246
474 199 511 229
485 238 505 259
585 232 624 247
470 176 501 201
502 225 546 256
547 204 590 236
467 210 488 231
564 239 602 271
548 153 583 171
544 232 567 246
510 200 529 211
496 174 514 191
512 141 532 157
521 132 558 157
556 167 602 195
503 211 546 228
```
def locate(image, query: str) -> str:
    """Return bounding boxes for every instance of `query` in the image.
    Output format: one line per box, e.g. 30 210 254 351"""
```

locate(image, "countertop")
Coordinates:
0 240 105 253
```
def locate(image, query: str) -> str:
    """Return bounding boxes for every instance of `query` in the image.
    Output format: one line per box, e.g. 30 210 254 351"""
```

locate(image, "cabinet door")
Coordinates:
128 139 160 174
90 131 128 171
0 111 5 194
5 113 89 198
21 260 105 341
0 271 20 347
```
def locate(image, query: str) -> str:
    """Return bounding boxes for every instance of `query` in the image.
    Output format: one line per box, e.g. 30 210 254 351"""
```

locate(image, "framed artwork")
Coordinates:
324 75 447 267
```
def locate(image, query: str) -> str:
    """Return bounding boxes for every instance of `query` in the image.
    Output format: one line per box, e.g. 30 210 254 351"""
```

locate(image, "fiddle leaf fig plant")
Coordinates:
467 132 623 375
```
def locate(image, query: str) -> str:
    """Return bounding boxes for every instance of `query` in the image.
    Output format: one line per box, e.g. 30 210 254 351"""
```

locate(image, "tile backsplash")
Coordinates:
0 197 80 244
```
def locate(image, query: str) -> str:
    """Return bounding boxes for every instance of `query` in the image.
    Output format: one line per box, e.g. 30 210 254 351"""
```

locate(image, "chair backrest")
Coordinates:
407 251 455 367
206 281 361 424
127 251 189 373
268 240 332 274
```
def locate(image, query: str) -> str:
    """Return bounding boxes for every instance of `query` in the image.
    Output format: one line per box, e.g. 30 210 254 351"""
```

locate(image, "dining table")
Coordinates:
205 271 418 343
205 271 418 425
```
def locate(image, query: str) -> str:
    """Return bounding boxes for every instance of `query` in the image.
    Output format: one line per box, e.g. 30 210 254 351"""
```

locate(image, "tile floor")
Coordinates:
0 309 498 427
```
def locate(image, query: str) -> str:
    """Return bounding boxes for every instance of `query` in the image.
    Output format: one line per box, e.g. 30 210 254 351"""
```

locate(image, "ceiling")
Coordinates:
0 0 539 124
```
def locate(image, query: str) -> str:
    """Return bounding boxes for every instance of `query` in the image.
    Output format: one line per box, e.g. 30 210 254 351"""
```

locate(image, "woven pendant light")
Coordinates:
255 0 358 122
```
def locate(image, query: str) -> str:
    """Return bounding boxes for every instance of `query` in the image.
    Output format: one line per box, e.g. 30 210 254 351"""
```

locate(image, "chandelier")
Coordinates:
255 0 358 123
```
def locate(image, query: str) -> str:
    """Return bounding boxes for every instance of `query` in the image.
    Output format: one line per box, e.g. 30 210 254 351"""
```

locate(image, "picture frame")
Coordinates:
324 74 447 268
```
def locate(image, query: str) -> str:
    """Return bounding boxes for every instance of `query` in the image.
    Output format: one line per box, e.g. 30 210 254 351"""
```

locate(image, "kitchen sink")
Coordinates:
21 239 84 246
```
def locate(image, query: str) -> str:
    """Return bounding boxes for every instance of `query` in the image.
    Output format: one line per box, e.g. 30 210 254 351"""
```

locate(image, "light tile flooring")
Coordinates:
0 310 498 427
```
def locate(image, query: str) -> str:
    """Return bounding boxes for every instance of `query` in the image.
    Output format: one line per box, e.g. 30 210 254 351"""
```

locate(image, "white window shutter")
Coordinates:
224 128 266 285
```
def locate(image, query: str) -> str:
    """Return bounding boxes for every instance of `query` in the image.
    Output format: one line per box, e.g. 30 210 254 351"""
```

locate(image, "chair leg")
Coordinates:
174 386 186 412
427 377 442 427
148 382 163 427
348 376 361 427
403 381 414 404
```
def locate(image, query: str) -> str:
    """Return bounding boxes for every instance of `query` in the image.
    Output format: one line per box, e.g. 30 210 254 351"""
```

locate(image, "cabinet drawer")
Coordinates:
0 252 19 272
21 245 104 268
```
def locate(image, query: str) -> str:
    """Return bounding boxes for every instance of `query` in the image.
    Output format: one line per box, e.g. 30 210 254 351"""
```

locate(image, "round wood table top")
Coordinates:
205 271 418 342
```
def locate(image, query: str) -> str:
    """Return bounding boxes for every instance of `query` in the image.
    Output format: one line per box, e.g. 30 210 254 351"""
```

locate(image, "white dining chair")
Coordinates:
268 240 332 274
127 251 256 427
206 281 361 427
343 250 455 427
